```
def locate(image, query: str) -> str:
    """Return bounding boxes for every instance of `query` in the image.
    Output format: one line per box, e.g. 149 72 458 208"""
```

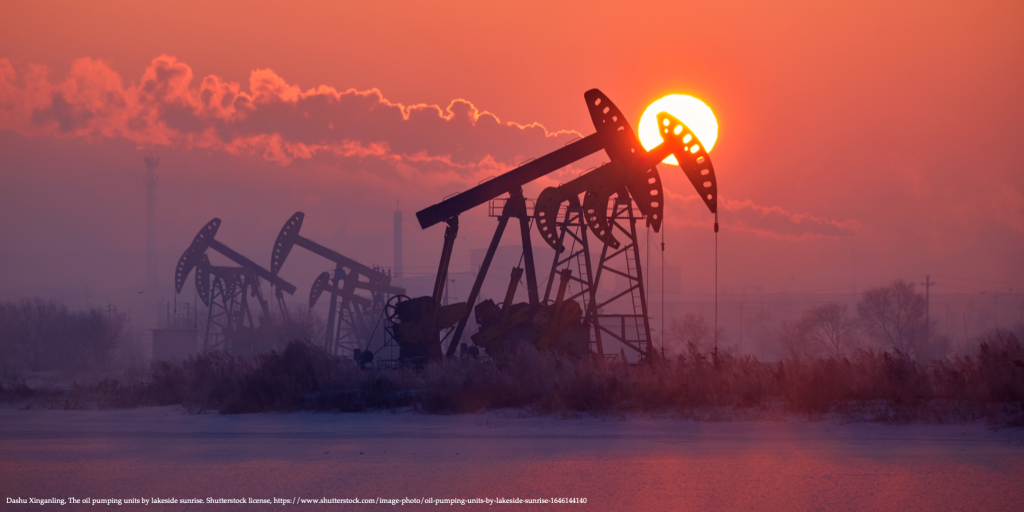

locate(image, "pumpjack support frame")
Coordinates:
445 189 539 357
586 192 653 358
541 196 597 344
271 212 404 358
175 218 298 354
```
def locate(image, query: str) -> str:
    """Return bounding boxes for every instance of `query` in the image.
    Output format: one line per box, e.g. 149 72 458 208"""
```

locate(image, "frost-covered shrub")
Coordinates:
31 331 1024 424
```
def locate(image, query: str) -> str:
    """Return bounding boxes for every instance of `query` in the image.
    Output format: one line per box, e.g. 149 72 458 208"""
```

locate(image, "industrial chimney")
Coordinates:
393 203 403 278
144 156 159 294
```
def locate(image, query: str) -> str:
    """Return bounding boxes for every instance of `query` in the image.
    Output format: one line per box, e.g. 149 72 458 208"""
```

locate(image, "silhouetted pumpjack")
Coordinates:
175 218 298 354
400 88 718 361
270 212 404 358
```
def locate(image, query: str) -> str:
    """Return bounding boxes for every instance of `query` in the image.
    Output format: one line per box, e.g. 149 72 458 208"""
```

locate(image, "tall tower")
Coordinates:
144 156 159 294
393 203 403 278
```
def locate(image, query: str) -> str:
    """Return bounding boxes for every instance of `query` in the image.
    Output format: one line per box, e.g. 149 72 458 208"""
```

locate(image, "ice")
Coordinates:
2 406 1023 510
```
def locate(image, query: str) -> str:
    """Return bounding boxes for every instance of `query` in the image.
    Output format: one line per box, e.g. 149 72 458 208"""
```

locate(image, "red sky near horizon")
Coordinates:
1 0 1022 307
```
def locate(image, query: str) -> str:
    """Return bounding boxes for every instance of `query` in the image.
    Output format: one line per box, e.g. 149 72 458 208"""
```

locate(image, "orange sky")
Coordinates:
1 0 1023 307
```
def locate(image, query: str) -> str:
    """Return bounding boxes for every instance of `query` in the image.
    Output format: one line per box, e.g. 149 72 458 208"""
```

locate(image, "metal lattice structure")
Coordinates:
144 156 159 295
541 197 596 321
586 192 652 358
271 212 405 361
175 218 298 355
198 262 260 352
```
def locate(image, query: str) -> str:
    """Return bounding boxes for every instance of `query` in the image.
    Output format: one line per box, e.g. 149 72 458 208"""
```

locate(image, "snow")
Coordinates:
2 406 1023 510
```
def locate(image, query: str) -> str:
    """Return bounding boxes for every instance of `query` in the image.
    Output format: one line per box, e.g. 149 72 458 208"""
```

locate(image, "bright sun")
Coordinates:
638 94 718 164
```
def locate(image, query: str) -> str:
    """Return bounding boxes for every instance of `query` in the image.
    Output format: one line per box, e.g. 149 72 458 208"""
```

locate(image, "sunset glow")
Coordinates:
3 2 1024 508
638 94 718 164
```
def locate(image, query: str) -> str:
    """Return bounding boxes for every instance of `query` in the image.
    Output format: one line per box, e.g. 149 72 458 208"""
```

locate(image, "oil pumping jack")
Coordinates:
404 89 717 362
530 105 719 359
175 218 299 354
270 212 405 363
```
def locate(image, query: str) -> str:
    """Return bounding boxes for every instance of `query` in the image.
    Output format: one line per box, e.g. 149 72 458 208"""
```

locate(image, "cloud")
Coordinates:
724 198 860 240
666 189 858 240
1 54 863 244
722 198 859 240
0 55 579 169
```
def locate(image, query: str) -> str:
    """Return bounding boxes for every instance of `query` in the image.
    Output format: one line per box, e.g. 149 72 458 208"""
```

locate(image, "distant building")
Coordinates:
152 328 197 361
151 302 198 362
394 206 403 278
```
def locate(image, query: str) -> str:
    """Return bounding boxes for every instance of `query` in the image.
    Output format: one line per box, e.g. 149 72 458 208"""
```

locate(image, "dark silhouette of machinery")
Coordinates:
531 106 718 359
381 214 468 364
174 218 298 354
471 267 588 360
408 89 717 361
170 89 718 364
270 212 405 362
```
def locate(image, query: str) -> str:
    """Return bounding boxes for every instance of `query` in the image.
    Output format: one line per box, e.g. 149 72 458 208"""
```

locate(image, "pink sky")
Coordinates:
1 0 1022 308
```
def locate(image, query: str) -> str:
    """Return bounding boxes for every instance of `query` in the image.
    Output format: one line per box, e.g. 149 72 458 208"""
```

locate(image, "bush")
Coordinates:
26 333 1024 424
0 298 126 375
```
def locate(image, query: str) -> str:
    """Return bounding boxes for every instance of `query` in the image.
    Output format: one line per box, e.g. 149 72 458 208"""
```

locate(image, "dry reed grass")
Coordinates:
17 328 1023 424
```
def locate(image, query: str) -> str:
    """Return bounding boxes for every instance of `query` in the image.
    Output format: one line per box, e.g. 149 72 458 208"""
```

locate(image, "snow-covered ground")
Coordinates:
2 406 1022 510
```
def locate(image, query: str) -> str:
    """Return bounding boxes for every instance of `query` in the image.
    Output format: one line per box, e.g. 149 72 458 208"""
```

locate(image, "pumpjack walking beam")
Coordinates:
176 219 298 297
416 136 607 231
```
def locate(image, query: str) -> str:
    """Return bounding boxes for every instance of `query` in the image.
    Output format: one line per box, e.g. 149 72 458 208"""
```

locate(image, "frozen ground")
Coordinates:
2 406 1023 511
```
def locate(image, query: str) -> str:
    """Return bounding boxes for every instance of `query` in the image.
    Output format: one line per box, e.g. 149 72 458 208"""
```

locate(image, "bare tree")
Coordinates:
0 298 125 373
801 302 859 358
667 313 725 355
286 306 325 343
73 308 126 369
778 318 819 360
4 299 67 372
857 279 937 358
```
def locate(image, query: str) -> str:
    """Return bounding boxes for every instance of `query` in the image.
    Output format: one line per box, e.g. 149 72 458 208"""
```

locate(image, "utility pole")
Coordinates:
394 203 403 279
963 311 969 344
921 275 934 345
144 156 159 295
444 278 456 306
758 287 765 360
739 300 744 348
992 292 997 331
851 236 857 293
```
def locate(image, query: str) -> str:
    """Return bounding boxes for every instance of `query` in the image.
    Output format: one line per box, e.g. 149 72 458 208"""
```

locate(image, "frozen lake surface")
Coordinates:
2 406 1023 510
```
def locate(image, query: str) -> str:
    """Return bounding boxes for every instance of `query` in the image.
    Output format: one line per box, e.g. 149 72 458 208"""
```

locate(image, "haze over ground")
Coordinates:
1 1 1022 345
4 407 1023 510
